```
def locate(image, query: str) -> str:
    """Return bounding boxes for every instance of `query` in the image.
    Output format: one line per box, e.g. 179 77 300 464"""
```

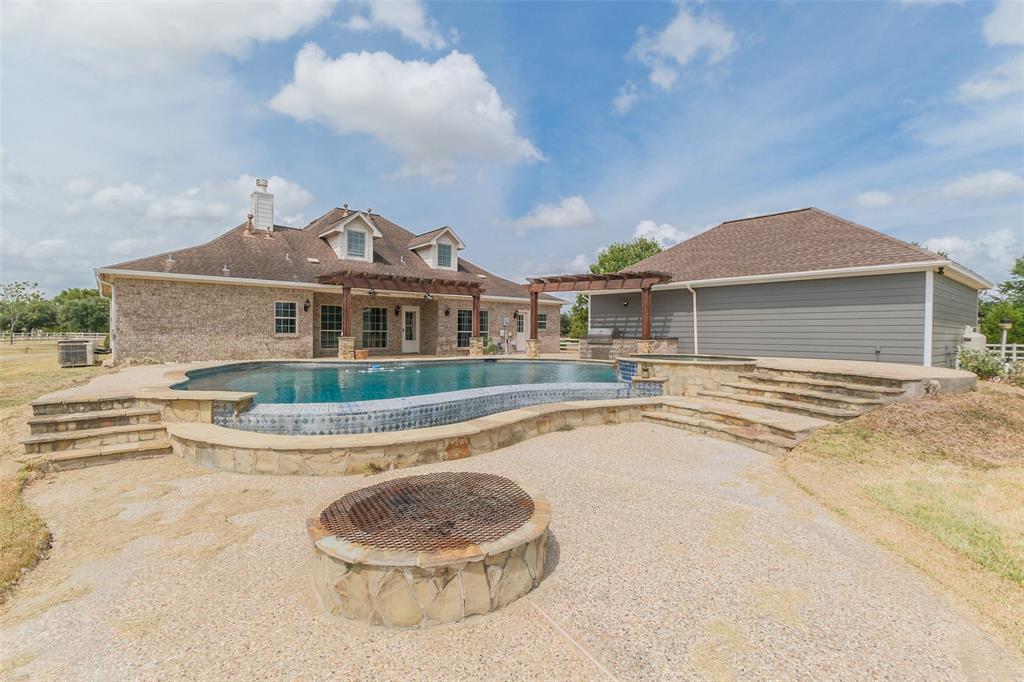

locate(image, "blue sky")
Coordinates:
2 0 1022 296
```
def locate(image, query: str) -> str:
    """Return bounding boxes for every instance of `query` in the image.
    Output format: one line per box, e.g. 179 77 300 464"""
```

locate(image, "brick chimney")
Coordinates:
250 178 274 232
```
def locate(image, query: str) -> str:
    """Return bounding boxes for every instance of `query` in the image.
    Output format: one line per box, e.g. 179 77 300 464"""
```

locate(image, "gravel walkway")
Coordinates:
2 423 1019 680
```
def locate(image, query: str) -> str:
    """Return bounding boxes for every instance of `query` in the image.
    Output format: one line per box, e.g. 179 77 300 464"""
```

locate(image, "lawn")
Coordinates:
0 347 109 600
785 382 1024 653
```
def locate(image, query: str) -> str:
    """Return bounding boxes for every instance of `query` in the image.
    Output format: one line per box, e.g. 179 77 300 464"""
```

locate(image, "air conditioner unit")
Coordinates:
58 339 95 368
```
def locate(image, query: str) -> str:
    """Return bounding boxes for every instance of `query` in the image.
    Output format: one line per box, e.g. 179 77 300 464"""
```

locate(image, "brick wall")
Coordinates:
113 277 562 361
113 278 315 362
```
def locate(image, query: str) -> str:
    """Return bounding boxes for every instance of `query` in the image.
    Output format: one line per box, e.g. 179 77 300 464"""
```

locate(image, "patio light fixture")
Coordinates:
304 298 310 312
368 288 377 299
394 305 401 317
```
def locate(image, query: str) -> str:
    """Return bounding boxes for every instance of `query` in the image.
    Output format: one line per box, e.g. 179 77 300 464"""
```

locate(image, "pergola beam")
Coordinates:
526 271 671 294
318 271 484 297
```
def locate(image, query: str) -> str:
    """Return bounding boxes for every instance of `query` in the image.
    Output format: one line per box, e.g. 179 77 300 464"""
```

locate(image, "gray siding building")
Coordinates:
586 208 989 368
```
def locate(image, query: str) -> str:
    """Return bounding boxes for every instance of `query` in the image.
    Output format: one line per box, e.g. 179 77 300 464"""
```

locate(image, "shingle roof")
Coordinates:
408 226 459 249
102 208 551 300
628 208 943 283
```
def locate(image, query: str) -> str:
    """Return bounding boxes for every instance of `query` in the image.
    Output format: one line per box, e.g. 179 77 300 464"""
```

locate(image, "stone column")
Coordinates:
526 338 541 358
469 336 484 357
338 337 356 360
636 339 655 354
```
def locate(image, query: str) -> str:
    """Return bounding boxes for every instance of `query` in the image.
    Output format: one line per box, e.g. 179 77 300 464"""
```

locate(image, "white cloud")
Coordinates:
633 219 695 247
856 190 895 208
958 54 1024 101
564 254 591 272
342 0 447 49
269 46 541 181
613 82 639 114
629 5 736 90
925 228 1020 277
984 0 1024 46
0 1 335 72
941 170 1024 199
65 175 314 227
512 196 596 231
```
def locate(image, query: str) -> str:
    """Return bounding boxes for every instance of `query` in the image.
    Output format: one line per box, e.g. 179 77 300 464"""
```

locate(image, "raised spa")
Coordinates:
176 360 628 435
307 472 550 628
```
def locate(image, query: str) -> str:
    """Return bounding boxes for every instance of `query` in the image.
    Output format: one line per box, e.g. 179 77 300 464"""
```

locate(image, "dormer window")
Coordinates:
319 211 382 263
437 242 453 268
347 229 366 259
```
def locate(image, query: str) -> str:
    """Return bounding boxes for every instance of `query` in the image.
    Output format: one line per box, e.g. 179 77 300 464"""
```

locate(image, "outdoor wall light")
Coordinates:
394 305 401 317
622 300 629 307
368 288 377 299
303 298 311 312
444 306 451 317
423 292 433 301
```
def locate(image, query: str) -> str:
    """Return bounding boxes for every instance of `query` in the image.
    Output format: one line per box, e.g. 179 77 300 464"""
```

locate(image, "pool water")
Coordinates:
178 360 618 404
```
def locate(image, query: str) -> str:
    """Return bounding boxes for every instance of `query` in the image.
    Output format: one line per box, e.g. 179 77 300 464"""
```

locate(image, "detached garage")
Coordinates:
547 208 991 367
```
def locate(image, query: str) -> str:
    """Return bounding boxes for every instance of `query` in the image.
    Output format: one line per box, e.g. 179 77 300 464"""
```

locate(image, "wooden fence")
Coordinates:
559 337 581 353
5 331 106 343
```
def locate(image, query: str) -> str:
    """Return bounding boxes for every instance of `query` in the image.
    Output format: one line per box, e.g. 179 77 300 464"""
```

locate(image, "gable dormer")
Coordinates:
319 211 383 263
408 227 465 271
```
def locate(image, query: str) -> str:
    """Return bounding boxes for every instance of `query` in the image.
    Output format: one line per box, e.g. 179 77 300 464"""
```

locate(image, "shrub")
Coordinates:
957 348 1005 380
1006 361 1024 388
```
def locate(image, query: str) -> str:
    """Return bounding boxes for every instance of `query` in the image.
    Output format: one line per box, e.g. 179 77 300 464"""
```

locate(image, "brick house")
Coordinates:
96 179 562 363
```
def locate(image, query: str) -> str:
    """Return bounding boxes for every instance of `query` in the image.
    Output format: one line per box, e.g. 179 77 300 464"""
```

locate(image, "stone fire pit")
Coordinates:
307 472 550 628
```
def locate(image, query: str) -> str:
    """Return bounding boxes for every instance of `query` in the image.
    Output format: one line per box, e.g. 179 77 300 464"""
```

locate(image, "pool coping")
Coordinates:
167 397 667 476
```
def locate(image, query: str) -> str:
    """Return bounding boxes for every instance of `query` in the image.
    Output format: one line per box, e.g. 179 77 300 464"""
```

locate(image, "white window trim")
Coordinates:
344 226 371 262
436 241 456 270
274 300 298 336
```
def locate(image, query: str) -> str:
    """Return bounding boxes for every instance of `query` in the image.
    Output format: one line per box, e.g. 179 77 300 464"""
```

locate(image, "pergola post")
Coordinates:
527 290 541 357
338 285 355 360
638 285 654 354
469 293 483 357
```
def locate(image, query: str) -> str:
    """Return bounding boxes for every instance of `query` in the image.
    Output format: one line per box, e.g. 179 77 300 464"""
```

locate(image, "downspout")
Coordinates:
685 284 699 355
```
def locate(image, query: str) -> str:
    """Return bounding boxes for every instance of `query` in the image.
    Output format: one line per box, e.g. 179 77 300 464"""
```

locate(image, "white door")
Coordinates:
515 310 528 352
402 306 420 353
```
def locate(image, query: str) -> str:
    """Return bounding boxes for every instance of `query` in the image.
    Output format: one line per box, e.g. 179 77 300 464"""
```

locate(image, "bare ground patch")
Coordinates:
785 382 1024 652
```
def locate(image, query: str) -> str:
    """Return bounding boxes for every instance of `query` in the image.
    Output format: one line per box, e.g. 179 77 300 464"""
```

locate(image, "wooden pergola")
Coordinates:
526 271 671 340
318 271 486 337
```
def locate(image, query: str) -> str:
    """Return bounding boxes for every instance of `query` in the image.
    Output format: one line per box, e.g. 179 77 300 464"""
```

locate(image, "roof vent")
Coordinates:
250 178 274 232
222 264 230 275
306 257 320 264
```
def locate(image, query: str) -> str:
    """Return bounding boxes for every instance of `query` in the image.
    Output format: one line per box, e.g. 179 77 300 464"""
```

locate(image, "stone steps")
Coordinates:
749 368 905 390
30 395 137 417
642 412 798 457
662 397 829 441
27 440 173 472
738 372 904 399
720 382 885 410
21 423 167 454
696 389 861 422
27 407 162 435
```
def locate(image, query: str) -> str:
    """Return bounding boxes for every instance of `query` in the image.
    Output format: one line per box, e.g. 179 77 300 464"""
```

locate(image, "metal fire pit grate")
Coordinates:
319 472 535 552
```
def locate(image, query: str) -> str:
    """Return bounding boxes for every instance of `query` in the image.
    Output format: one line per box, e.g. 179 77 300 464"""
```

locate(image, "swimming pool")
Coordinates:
177 360 618 404
176 360 629 434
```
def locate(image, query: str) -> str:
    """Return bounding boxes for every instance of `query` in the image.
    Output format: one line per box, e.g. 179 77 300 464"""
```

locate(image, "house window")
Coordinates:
537 313 548 331
347 229 366 259
362 307 388 348
320 305 343 348
479 310 489 341
457 309 472 348
437 242 453 268
516 313 525 334
274 302 296 335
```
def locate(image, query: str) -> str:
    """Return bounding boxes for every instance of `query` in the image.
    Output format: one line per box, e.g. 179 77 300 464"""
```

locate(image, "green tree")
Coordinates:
55 288 109 332
566 237 662 337
980 299 1024 345
0 281 44 343
997 256 1024 306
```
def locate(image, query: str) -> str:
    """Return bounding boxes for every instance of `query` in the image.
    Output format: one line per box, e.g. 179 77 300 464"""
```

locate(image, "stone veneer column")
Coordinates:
338 337 356 360
526 339 541 358
636 339 655 354
469 336 484 357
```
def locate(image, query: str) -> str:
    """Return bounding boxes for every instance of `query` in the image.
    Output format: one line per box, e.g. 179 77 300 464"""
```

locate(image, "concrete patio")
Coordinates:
2 422 1018 680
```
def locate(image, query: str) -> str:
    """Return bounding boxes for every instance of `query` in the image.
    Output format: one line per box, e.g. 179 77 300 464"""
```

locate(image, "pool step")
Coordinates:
737 373 905 400
21 423 168 454
642 412 798 457
25 440 173 472
696 390 861 422
661 397 828 441
29 394 139 417
27 407 162 435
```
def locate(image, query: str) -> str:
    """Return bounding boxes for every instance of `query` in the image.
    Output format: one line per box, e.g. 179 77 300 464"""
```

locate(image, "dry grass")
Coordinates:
0 350 109 600
786 382 1024 652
